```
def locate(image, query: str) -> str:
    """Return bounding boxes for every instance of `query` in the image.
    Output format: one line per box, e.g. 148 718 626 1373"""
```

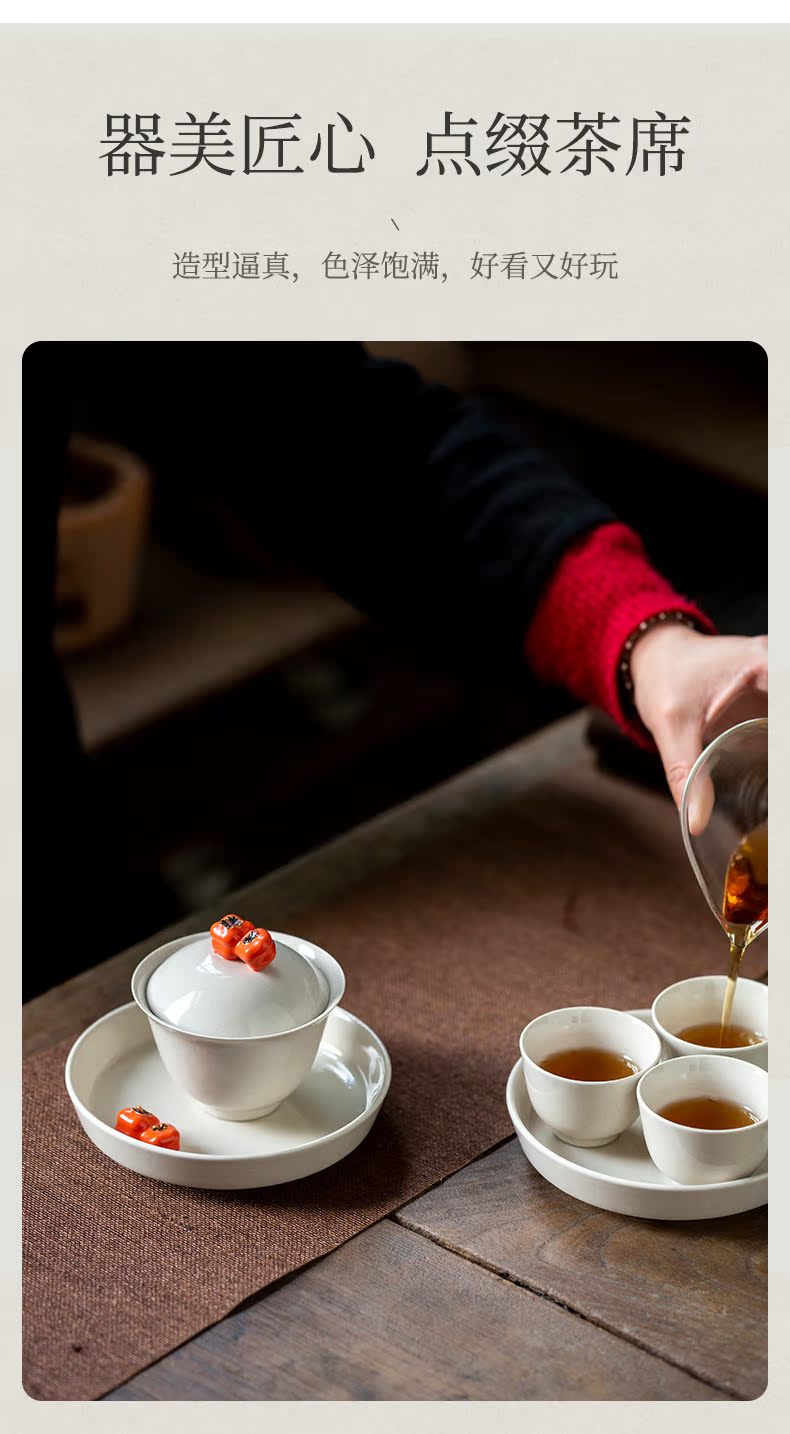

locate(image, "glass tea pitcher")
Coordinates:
680 718 767 1030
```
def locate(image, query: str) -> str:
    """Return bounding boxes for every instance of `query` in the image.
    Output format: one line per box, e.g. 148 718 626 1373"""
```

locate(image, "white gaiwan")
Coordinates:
132 928 345 1121
145 934 330 1039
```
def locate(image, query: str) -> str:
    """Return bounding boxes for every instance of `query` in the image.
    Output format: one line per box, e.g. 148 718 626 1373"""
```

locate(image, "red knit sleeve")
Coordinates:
524 522 717 746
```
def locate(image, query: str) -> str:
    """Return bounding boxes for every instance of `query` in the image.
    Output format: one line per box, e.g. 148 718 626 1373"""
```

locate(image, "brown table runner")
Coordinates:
23 761 728 1400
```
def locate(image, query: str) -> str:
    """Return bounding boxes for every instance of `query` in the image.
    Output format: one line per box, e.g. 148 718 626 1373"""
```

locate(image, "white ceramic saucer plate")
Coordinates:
66 1003 390 1190
506 1012 767 1220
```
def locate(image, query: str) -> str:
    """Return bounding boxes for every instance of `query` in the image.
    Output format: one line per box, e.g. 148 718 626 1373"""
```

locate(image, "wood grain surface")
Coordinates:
105 1219 729 1402
397 1139 767 1400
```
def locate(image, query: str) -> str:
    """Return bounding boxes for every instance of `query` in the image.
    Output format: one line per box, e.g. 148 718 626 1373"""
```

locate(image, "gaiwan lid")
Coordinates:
145 929 329 1039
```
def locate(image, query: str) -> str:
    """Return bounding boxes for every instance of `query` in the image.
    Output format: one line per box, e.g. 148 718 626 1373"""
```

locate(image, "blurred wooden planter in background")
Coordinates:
55 436 151 656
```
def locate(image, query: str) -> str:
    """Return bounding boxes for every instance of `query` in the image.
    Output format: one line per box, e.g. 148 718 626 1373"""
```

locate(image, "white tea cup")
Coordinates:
637 1054 767 1185
519 1006 662 1148
652 976 767 1069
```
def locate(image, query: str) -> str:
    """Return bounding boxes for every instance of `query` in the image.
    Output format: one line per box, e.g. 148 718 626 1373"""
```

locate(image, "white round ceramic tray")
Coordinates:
66 1002 391 1190
506 1011 767 1220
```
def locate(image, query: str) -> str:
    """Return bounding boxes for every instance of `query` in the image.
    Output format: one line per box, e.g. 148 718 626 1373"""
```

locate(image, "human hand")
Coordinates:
630 626 768 831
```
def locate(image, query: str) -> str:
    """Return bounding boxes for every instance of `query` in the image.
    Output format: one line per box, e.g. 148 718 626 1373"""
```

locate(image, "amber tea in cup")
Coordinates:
676 1022 764 1050
658 1096 759 1130
539 1047 638 1081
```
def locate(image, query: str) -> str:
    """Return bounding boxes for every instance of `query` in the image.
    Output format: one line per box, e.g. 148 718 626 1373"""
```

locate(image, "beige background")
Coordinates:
2 21 788 1429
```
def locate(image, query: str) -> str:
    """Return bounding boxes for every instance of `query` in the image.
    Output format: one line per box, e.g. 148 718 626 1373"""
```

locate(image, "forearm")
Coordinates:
332 360 718 716
524 522 716 742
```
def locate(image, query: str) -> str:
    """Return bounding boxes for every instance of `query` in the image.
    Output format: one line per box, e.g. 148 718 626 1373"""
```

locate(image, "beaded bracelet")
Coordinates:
618 609 700 705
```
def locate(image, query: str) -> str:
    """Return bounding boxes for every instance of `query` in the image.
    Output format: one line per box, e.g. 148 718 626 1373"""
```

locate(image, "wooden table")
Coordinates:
24 714 767 1402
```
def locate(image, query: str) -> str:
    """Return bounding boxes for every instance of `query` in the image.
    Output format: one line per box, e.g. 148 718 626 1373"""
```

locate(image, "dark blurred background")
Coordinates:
28 341 767 995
